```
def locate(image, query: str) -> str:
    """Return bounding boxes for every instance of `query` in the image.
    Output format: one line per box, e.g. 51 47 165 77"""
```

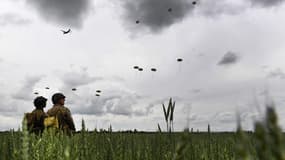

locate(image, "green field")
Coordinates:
0 130 242 160
0 107 284 160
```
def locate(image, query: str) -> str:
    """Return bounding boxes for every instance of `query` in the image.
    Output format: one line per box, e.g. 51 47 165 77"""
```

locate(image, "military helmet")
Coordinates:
34 96 47 109
52 93 66 104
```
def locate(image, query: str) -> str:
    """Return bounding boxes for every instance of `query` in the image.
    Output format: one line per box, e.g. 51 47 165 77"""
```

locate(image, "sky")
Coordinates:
1 0 285 132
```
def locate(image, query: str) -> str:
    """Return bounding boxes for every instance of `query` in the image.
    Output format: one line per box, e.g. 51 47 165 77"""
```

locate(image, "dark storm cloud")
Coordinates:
250 0 285 7
120 0 195 33
218 51 239 66
12 75 43 101
118 0 251 33
26 0 92 28
118 0 285 34
0 13 31 26
266 68 285 79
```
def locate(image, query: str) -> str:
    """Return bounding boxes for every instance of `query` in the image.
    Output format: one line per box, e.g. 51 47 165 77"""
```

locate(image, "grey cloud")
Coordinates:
72 89 141 116
118 0 249 33
58 68 103 91
0 13 31 26
212 110 260 124
0 93 17 113
192 89 201 94
72 92 179 116
186 114 209 125
119 0 285 34
214 112 236 124
218 51 240 66
196 0 246 17
250 0 285 7
12 75 43 101
119 0 195 33
267 68 285 79
26 0 92 28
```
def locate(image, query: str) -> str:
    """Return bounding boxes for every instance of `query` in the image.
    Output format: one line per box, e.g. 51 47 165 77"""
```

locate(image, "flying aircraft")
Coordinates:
61 29 71 34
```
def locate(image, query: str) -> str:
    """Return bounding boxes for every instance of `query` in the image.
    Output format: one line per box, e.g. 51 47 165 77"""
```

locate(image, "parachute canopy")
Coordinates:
134 66 139 69
177 58 183 62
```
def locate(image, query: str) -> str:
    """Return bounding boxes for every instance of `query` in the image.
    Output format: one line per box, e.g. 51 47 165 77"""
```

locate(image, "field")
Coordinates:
0 107 284 160
0 117 282 160
0 130 240 160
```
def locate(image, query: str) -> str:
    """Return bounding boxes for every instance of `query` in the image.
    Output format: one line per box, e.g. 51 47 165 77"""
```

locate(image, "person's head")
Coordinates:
52 93 66 105
33 96 47 109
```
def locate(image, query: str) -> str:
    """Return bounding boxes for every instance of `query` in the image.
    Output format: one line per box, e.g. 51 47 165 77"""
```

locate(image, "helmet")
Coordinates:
52 93 66 104
34 96 47 109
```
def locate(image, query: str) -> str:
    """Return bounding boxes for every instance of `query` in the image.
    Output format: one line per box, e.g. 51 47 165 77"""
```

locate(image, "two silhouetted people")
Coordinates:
26 93 75 135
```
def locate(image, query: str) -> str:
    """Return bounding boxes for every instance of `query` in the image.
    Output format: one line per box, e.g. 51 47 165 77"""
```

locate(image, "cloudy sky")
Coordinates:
1 0 285 132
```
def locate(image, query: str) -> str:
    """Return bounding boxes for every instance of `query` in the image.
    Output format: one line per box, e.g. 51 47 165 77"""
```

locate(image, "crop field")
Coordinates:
0 107 285 160
0 130 239 160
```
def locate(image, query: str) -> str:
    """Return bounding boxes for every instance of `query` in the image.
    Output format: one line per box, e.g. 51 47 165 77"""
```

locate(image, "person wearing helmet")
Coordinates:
47 93 75 134
26 96 48 134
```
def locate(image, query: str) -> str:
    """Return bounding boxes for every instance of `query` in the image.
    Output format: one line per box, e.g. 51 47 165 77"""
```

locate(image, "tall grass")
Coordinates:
162 98 175 132
237 106 285 160
1 103 285 159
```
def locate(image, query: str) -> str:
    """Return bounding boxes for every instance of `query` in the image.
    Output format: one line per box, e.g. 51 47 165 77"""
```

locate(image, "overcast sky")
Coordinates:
1 0 285 131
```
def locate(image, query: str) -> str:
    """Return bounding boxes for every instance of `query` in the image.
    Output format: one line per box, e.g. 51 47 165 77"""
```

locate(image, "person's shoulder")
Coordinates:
62 106 71 113
32 109 43 114
47 106 59 115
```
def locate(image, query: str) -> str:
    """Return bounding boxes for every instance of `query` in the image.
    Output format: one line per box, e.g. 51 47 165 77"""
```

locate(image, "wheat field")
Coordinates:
0 107 285 160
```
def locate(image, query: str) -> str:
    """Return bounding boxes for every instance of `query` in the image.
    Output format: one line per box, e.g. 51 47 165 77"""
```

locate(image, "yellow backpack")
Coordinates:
44 116 59 129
